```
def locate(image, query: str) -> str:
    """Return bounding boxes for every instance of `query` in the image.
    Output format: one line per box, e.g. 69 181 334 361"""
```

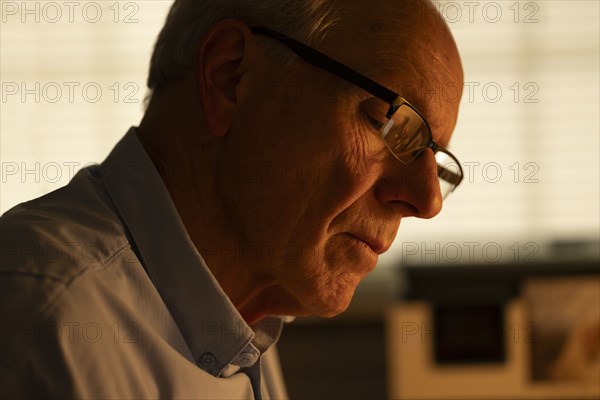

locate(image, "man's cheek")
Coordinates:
282 245 307 264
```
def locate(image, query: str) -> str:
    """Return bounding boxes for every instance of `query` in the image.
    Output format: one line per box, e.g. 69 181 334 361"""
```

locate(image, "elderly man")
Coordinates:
0 0 463 398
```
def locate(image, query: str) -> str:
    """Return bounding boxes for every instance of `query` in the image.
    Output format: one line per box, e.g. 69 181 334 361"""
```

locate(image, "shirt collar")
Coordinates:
99 127 282 376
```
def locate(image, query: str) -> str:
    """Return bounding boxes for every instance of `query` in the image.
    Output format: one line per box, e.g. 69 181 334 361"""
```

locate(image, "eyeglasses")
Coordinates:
250 26 464 199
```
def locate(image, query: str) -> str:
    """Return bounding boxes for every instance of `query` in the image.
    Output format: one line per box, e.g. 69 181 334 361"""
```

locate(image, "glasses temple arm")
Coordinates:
250 26 399 105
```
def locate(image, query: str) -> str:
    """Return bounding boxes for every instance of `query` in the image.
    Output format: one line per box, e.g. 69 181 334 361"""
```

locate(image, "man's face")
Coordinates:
215 9 463 318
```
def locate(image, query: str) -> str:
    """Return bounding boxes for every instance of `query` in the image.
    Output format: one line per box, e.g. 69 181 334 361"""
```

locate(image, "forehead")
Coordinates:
315 1 463 143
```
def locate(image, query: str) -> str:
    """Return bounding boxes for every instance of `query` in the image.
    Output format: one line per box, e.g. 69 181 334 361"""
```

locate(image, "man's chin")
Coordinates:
303 284 358 318
276 269 363 318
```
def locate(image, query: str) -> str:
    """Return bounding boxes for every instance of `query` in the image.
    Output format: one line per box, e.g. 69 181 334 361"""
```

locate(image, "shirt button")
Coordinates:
198 352 216 369
233 347 259 367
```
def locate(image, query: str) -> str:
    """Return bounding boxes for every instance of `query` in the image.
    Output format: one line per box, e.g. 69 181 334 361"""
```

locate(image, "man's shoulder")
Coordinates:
0 165 131 284
0 165 140 387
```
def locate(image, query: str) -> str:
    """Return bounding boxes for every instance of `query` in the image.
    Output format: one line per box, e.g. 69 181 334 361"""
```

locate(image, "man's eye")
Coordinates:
365 114 384 131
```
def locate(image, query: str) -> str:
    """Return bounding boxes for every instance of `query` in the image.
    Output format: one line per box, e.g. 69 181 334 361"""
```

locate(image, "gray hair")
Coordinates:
147 0 342 94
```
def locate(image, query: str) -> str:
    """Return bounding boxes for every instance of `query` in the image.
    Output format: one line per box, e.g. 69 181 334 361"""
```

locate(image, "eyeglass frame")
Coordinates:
250 26 464 193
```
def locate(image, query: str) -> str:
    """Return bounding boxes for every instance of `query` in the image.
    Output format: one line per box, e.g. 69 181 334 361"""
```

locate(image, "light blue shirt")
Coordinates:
0 128 288 399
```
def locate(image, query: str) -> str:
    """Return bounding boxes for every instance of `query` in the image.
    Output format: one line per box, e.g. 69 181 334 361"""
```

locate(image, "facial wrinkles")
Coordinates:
343 202 396 245
326 165 399 258
343 118 377 178
328 117 386 218
272 120 369 276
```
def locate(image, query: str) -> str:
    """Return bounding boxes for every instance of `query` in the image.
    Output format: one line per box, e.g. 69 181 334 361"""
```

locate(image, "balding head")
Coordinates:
148 1 462 103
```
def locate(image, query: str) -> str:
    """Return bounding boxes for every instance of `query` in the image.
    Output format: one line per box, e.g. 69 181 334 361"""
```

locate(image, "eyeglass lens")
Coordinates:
380 105 462 198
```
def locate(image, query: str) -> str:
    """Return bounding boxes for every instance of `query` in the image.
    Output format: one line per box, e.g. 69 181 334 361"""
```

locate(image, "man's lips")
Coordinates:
347 233 388 255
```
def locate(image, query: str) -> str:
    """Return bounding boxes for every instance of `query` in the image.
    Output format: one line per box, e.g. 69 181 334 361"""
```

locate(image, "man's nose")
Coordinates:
376 150 443 219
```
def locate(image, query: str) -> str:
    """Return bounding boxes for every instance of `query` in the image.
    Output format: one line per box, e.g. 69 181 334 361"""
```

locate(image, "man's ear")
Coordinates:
196 20 255 137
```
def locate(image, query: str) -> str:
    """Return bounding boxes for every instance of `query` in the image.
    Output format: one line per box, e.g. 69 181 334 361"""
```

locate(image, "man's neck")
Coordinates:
137 87 286 324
